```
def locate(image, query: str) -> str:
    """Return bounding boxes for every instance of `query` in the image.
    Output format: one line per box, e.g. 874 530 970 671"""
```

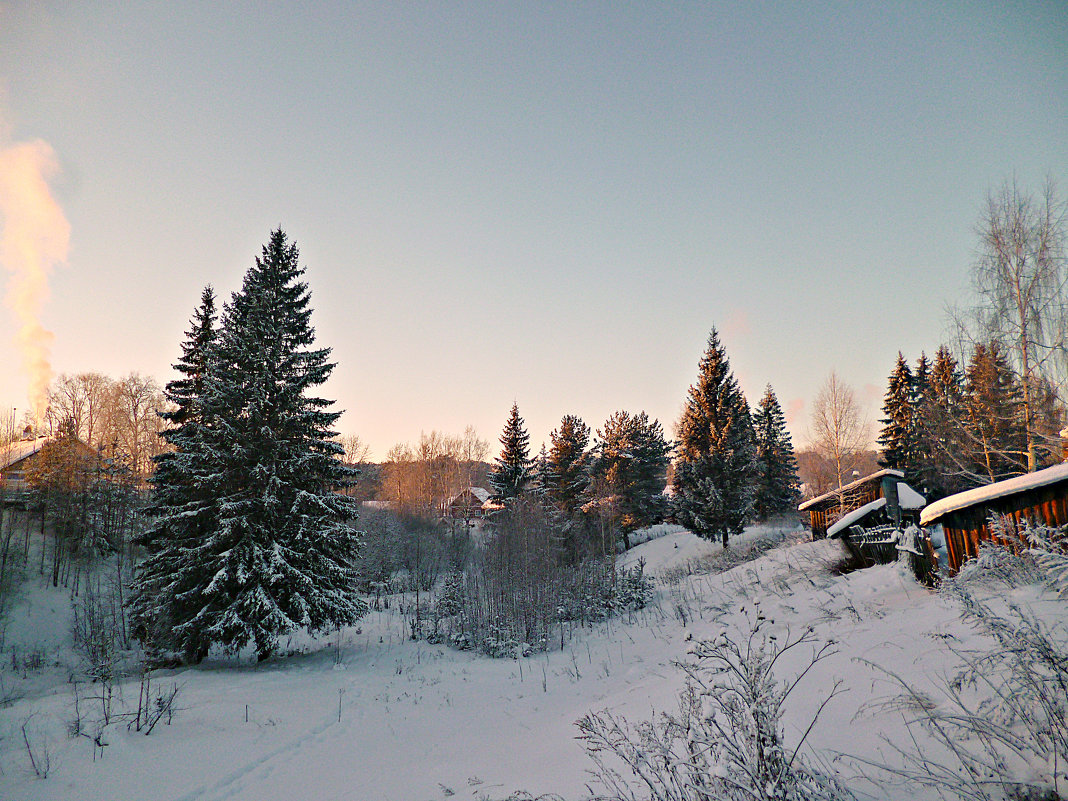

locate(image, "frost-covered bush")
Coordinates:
422 500 657 658
863 582 1068 801
578 617 851 801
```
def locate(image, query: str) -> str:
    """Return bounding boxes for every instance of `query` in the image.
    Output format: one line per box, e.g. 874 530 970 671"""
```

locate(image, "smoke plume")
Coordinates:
0 137 70 424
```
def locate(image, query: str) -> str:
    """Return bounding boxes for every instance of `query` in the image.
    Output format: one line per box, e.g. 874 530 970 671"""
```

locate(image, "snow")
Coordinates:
920 462 1068 526
826 497 887 538
897 481 926 509
1 523 1064 801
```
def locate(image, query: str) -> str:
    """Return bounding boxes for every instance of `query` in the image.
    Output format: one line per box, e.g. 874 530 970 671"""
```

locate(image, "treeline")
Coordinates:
876 179 1068 500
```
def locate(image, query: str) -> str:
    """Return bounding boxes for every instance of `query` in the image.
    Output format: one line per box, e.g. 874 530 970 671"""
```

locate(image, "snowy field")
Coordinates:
1 525 1064 801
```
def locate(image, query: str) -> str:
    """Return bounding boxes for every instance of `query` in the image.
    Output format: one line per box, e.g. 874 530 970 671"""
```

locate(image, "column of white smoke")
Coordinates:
0 137 70 428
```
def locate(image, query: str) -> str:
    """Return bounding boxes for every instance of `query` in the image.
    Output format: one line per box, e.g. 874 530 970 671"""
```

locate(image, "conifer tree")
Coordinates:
490 403 533 501
877 352 915 474
130 286 218 660
672 329 758 547
751 385 801 520
136 230 365 662
533 443 553 496
915 345 968 498
588 411 671 548
546 414 590 516
964 341 1027 483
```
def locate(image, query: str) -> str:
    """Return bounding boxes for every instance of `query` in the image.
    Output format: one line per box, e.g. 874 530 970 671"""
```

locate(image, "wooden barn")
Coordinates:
920 463 1068 572
799 469 926 539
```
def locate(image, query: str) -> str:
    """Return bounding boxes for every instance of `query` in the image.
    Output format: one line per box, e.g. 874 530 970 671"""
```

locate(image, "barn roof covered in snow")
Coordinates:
920 463 1068 526
798 469 904 511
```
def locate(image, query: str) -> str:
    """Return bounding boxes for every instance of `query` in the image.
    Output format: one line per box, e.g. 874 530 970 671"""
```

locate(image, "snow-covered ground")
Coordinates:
0 525 1063 800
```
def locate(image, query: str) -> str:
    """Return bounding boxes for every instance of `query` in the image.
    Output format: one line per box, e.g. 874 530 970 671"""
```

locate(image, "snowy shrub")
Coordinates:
423 500 656 658
578 616 851 801
1024 522 1068 597
861 584 1068 801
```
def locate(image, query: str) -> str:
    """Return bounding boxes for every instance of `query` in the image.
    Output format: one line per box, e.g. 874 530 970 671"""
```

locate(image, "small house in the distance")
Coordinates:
442 486 493 521
799 469 926 539
920 462 1068 572
0 436 50 499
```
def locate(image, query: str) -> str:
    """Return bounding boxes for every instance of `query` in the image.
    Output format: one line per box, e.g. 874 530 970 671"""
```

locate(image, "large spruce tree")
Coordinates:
877 352 916 474
490 403 533 501
136 230 365 662
672 328 757 547
751 385 801 520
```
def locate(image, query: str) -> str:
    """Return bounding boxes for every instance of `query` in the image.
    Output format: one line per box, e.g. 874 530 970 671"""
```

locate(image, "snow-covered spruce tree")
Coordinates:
130 286 219 661
547 414 591 516
752 384 801 521
147 230 364 662
915 345 968 499
877 352 915 474
489 403 533 502
588 410 671 549
672 328 757 547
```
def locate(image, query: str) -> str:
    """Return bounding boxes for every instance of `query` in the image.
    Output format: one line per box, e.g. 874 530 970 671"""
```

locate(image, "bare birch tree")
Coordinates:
968 178 1068 472
809 372 870 492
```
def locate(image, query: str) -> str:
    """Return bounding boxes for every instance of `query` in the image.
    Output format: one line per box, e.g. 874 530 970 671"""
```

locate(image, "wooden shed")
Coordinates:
920 463 1068 572
799 469 925 539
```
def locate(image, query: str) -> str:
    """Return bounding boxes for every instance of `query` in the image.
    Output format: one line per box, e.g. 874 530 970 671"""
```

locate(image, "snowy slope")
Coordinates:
0 526 1063 800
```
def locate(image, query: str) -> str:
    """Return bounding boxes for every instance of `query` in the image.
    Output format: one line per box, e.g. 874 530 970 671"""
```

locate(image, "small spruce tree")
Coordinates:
490 403 533 502
751 385 801 520
877 352 916 474
672 328 758 547
547 414 591 516
130 286 218 661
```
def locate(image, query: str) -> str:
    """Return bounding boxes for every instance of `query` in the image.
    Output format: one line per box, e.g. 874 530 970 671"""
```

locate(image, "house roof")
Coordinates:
0 437 48 471
446 486 491 505
798 469 905 511
827 498 887 538
920 463 1068 527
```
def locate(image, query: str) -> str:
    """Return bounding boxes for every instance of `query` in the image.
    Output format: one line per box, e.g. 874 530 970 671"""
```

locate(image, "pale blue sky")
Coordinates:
1 2 1066 458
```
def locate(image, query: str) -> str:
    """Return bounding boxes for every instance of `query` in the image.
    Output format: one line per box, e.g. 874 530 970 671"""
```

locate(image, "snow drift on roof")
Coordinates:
920 462 1068 526
798 469 904 511
897 482 926 510
827 498 887 538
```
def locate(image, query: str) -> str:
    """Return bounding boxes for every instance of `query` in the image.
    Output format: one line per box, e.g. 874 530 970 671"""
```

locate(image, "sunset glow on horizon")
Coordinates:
1 3 1065 459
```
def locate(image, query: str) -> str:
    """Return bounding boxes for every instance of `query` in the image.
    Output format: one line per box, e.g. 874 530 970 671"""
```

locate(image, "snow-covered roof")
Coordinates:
897 482 926 510
798 469 904 511
920 462 1068 526
446 487 491 505
0 437 48 471
827 498 887 538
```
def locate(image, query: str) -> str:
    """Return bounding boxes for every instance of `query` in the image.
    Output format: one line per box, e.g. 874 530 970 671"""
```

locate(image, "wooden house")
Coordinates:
920 463 1068 572
442 487 493 521
0 437 49 499
799 469 926 539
